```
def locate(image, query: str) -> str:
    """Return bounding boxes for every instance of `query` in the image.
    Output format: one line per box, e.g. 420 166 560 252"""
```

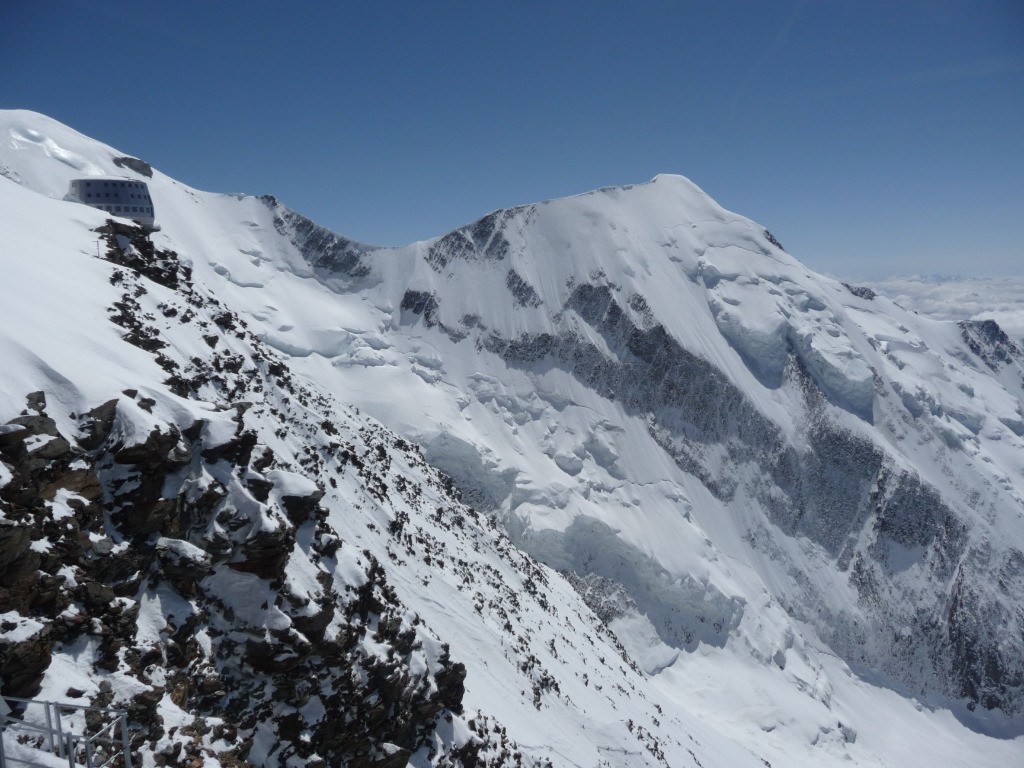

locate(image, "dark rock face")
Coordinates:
763 229 785 251
401 290 466 342
279 484 325 525
402 289 442 327
948 552 1024 711
96 220 187 289
505 269 542 308
0 620 54 699
155 538 213 596
959 319 1024 374
426 208 528 271
0 521 32 576
112 156 153 178
264 196 375 280
842 283 877 300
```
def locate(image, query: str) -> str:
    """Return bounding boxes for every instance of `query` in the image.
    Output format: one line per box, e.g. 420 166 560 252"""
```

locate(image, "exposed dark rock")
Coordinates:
426 208 524 271
201 429 258 467
280 484 325 525
9 412 61 440
229 525 294 580
290 598 334 644
947 552 1024 711
401 290 466 342
264 197 375 280
25 391 46 413
401 290 441 326
156 538 213 596
763 229 785 251
78 579 116 609
506 269 543 308
959 319 1024 373
0 520 33 577
0 623 54 698
0 423 28 451
113 156 154 177
244 475 274 503
113 425 182 466
96 220 187 290
243 631 310 673
843 283 876 300
434 656 467 714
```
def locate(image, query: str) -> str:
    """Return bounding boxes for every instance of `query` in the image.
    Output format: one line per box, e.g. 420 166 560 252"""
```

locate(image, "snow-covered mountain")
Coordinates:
2 110 1023 767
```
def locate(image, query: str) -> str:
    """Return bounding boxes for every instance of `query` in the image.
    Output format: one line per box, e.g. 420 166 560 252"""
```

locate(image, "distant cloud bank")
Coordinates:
864 275 1024 343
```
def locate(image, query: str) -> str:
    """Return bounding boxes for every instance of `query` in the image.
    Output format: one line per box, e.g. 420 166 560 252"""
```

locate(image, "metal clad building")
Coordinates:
66 178 156 228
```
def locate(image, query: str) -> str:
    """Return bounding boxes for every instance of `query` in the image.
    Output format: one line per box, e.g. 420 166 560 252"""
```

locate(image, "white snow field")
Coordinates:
1 109 1023 767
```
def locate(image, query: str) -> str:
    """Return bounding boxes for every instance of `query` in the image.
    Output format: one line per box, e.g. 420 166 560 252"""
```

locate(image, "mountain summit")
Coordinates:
1 110 1022 767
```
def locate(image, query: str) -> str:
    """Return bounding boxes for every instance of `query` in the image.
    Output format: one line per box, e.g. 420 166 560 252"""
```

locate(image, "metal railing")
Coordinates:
0 697 132 768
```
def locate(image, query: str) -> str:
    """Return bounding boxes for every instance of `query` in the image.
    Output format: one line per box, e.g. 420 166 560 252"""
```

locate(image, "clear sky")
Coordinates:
2 1 1022 279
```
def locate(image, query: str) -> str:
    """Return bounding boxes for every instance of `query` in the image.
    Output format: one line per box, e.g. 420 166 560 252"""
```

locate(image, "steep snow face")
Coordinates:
2 109 1024 767
310 175 1024 723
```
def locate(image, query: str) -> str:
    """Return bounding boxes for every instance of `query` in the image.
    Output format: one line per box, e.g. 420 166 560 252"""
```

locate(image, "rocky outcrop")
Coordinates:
842 283 876 300
97 220 188 290
959 319 1024 375
426 208 525 271
112 156 153 178
0 386 492 766
0 237 532 766
264 196 375 280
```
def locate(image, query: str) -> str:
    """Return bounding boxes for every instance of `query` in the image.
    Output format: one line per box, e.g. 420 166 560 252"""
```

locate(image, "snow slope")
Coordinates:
1 109 1023 767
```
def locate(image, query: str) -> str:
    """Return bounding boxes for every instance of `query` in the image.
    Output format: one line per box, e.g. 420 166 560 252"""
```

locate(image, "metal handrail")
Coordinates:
1 697 132 768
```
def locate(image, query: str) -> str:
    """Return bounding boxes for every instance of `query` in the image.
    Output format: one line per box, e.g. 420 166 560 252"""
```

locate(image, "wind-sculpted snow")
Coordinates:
3 110 1024 766
700 259 875 419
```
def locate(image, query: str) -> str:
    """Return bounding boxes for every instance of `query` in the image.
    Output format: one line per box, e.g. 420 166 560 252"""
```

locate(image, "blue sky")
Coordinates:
3 1 1022 279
